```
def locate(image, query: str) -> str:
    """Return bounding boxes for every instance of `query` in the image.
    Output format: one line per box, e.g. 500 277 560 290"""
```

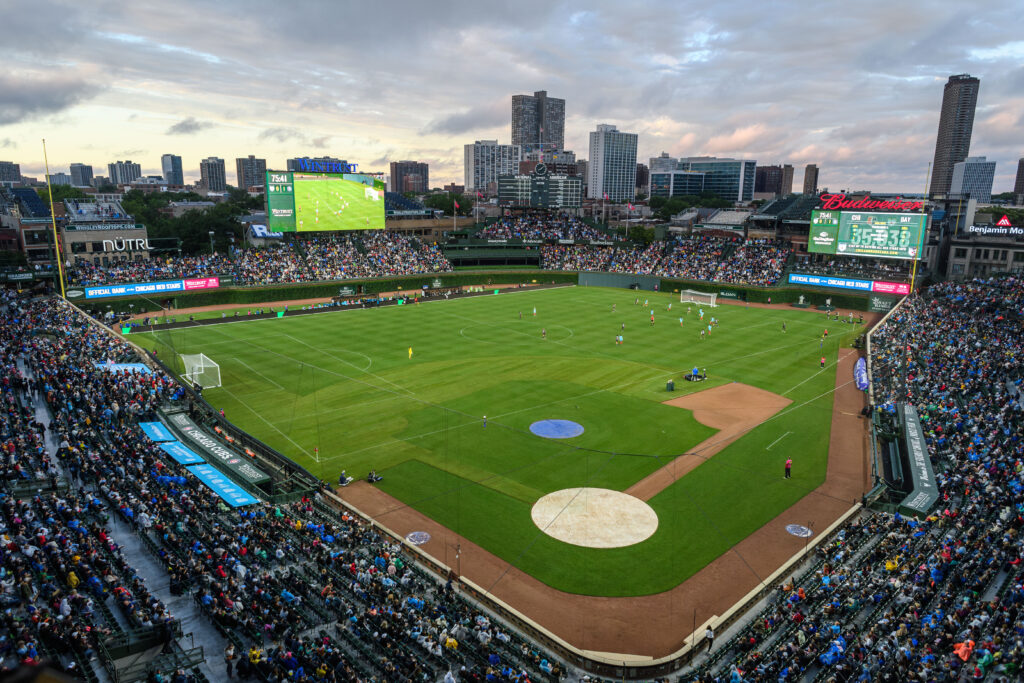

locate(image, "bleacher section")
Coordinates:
65 198 131 223
11 187 50 217
385 192 428 213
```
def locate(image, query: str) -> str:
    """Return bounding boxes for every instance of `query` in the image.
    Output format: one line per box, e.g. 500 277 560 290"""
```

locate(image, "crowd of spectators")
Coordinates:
690 276 1024 682
540 245 613 271
478 216 622 242
660 237 732 281
67 254 233 286
539 237 789 286
711 240 790 286
233 243 317 285
359 231 452 277
792 255 913 283
0 293 561 681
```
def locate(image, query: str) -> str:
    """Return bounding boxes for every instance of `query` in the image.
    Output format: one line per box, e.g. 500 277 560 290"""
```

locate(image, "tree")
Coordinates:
423 193 472 216
36 185 87 204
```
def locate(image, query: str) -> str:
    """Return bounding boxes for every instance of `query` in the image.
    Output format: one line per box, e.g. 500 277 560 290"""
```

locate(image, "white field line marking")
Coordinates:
231 358 285 390
219 386 312 457
780 348 853 397
765 432 792 450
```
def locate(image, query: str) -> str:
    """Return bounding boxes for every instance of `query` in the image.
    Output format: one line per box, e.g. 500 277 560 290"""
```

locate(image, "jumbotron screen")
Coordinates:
266 171 385 232
808 210 925 260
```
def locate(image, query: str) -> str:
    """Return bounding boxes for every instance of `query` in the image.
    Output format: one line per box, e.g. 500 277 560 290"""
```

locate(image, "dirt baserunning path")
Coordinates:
339 348 872 659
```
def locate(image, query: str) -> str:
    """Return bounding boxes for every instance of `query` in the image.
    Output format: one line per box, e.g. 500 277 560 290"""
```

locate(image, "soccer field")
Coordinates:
133 286 864 596
294 174 384 231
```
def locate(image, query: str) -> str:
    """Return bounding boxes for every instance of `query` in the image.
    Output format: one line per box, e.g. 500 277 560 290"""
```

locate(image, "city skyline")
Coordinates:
2 1 1022 192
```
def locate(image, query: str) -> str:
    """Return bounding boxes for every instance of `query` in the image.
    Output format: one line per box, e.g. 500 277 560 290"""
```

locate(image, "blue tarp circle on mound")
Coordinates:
530 420 584 439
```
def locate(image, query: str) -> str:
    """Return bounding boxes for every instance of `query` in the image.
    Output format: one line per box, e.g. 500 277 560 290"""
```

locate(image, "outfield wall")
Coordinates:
578 271 661 290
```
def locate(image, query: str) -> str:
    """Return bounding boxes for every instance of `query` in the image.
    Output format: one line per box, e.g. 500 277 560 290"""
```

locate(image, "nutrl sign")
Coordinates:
818 193 924 212
102 238 152 252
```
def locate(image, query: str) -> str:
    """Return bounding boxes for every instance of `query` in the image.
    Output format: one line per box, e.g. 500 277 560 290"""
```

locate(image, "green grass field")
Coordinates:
294 174 384 231
132 286 863 596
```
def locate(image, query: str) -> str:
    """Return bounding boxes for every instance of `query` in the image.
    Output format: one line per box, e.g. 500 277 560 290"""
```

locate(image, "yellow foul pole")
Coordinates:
907 162 931 295
41 139 67 299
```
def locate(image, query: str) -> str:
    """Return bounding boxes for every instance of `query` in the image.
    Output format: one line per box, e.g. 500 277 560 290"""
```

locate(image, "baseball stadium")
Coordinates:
1 187 1021 683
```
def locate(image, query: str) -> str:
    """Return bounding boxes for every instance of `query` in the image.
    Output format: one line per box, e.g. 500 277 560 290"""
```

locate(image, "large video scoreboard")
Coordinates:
266 171 385 232
808 210 925 260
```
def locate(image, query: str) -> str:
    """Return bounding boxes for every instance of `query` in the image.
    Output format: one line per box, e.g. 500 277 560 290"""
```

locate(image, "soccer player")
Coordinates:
650 312 655 326
679 317 684 326
700 329 705 340
785 458 792 479
782 321 787 333
820 356 826 368
542 328 546 339
699 308 705 321
533 307 537 317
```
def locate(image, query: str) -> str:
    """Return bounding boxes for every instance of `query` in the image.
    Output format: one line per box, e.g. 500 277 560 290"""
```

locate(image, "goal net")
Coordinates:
680 289 717 307
180 354 221 389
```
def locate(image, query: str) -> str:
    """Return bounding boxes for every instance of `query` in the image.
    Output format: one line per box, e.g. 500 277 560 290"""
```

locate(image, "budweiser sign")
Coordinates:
818 193 924 212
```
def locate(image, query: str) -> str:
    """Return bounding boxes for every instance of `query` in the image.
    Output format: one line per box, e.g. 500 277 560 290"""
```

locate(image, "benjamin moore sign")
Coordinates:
166 413 270 484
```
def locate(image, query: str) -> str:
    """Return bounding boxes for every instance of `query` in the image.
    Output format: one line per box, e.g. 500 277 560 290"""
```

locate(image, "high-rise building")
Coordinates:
929 74 980 197
464 141 522 193
755 165 784 195
235 155 267 190
803 164 820 195
511 90 565 155
949 156 996 203
677 157 756 202
649 170 706 198
389 160 430 193
1013 158 1024 204
0 161 20 184
635 164 650 194
47 172 72 186
286 156 347 172
69 163 93 187
161 154 184 185
200 157 227 192
587 124 638 202
781 164 794 195
649 153 676 173
107 160 142 186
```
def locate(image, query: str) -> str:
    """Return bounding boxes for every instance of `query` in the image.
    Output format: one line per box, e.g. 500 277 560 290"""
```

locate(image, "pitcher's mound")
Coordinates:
531 488 658 548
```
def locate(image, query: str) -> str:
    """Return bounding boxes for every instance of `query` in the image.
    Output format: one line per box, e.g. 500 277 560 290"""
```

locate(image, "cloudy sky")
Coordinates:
2 0 1022 192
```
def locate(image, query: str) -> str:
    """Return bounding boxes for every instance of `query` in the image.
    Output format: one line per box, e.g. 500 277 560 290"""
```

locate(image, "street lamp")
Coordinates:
208 230 215 254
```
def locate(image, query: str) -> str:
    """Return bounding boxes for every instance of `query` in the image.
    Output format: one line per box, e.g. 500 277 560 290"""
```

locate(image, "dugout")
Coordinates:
871 403 938 516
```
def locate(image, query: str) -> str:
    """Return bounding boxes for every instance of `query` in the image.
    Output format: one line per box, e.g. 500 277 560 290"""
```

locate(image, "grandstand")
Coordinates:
384 191 430 215
10 187 50 217
64 197 131 223
703 209 752 227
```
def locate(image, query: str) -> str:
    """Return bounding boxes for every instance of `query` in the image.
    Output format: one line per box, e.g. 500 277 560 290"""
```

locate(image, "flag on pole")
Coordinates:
454 200 460 209
476 192 483 198
628 203 635 211
603 193 609 200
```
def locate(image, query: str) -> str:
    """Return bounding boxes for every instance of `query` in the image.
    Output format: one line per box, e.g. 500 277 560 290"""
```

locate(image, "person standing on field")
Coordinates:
785 458 792 479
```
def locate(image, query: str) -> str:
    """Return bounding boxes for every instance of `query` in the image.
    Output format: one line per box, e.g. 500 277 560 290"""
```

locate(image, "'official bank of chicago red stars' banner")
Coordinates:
818 193 924 212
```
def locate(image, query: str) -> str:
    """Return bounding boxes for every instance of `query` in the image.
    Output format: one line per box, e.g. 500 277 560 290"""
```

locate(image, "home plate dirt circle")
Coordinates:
531 488 659 548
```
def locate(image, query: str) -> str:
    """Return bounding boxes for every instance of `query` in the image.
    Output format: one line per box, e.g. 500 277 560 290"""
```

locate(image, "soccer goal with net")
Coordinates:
680 289 718 307
180 354 221 389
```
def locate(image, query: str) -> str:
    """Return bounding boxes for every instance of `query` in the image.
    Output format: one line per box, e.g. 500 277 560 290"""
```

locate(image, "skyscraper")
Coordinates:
235 155 267 190
803 164 819 195
635 164 649 195
587 124 637 202
1013 158 1024 204
389 160 430 193
161 154 184 185
511 90 565 155
677 157 756 202
949 156 996 203
464 141 522 193
200 157 227 192
107 160 142 186
755 165 784 195
0 161 20 184
69 163 94 187
781 164 794 195
929 74 980 197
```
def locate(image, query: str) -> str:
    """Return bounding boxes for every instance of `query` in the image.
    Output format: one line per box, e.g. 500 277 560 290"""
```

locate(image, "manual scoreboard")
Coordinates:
808 210 925 260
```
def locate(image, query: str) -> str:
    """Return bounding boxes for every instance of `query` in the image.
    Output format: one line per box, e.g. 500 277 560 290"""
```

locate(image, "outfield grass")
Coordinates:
132 286 864 596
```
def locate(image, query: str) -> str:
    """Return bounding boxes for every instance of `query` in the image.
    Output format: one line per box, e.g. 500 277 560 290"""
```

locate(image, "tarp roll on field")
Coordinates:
897 404 938 517
578 271 661 291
